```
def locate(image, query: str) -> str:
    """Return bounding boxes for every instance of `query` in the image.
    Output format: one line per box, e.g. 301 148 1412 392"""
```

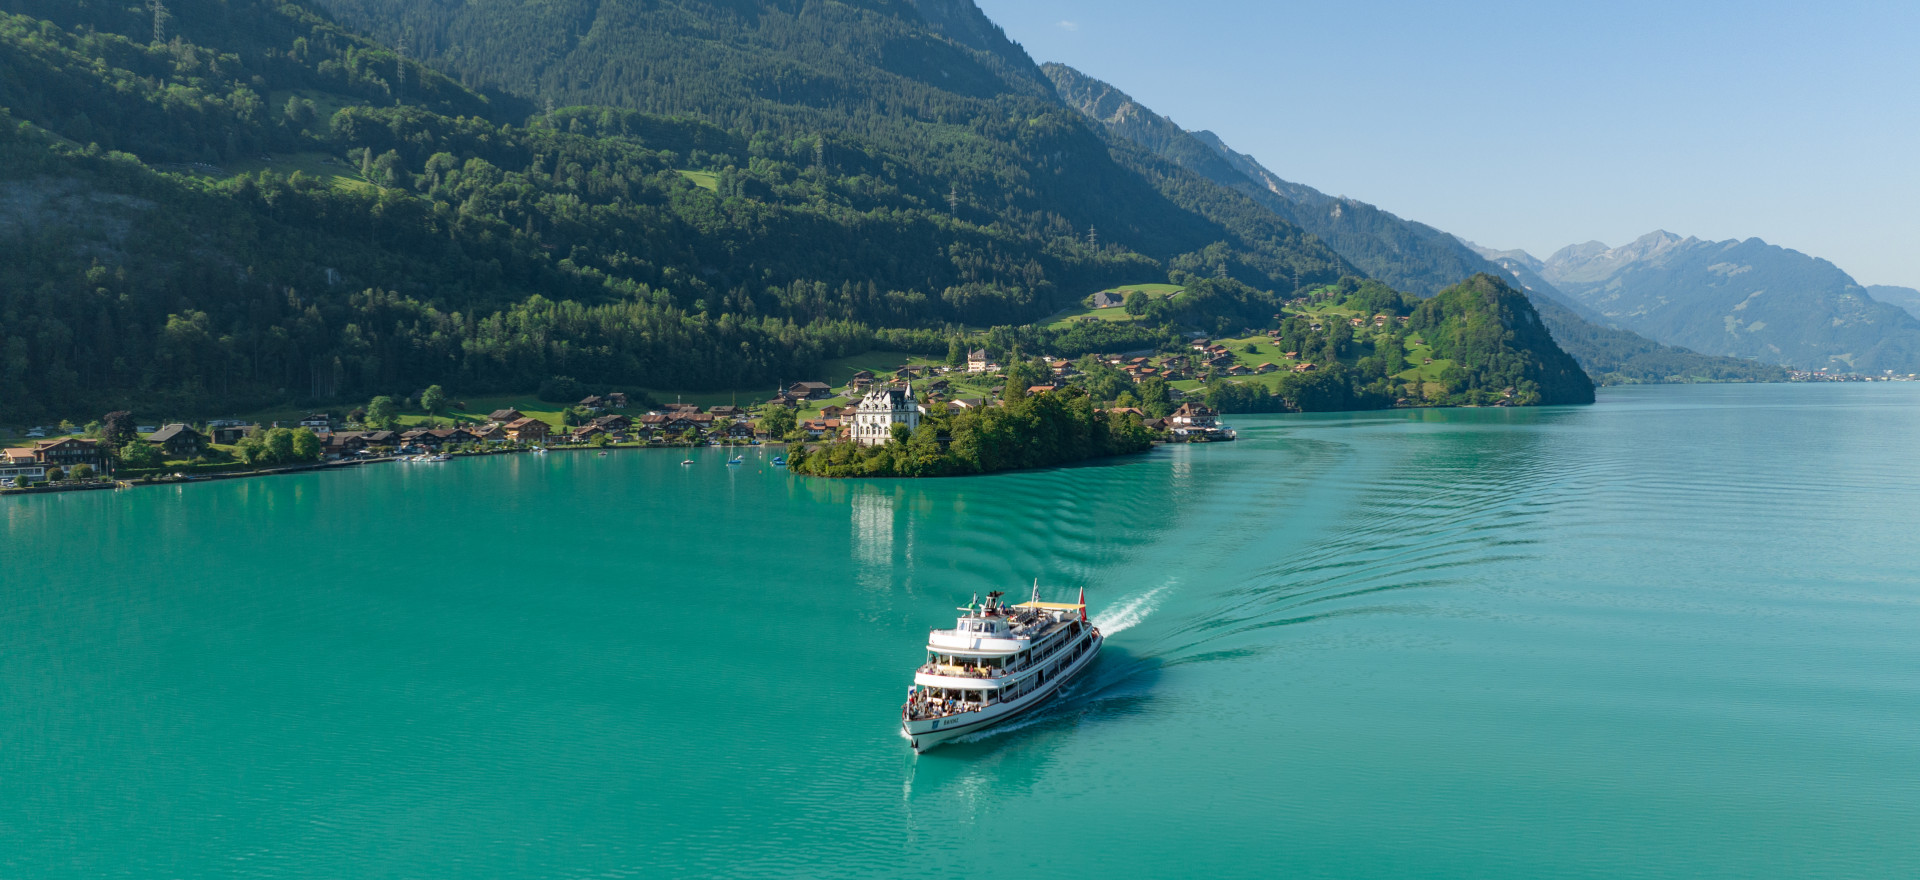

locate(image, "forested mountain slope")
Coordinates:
1540 232 1920 373
1038 63 1783 386
0 0 1356 420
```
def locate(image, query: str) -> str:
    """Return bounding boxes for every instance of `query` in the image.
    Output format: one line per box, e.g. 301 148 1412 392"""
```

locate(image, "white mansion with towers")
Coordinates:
850 384 925 446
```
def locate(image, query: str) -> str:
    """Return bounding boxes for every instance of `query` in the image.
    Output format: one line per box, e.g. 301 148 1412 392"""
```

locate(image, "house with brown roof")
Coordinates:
33 437 106 469
967 349 991 373
1293 362 1318 372
148 424 207 458
592 413 633 432
606 392 631 408
708 405 744 419
787 381 833 400
488 409 524 423
503 417 550 444
324 432 370 458
579 395 606 412
1256 363 1278 374
470 424 508 443
1169 403 1219 435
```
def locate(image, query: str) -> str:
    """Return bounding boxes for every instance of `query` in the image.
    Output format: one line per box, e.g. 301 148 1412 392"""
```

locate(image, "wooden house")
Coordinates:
33 437 106 469
148 424 207 458
487 409 524 424
503 418 550 444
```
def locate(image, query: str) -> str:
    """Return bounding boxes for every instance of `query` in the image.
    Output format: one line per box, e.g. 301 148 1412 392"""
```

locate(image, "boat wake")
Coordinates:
1093 584 1169 636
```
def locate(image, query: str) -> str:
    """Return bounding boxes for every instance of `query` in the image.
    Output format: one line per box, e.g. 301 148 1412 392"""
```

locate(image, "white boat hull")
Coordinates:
901 628 1103 752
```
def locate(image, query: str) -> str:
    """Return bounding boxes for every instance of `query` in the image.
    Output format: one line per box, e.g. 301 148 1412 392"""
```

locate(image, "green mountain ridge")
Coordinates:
0 0 1365 420
1537 231 1920 373
1037 62 1783 386
0 0 1594 422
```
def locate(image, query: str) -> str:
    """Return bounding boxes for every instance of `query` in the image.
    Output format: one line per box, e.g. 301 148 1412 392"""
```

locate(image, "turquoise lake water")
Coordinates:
4 383 1918 878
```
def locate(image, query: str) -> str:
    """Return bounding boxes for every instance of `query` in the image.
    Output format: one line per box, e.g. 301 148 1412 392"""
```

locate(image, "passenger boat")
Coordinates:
900 587 1103 753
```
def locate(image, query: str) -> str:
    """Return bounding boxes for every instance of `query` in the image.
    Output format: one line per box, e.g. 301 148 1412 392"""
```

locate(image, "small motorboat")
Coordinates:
681 458 695 466
598 451 610 457
727 456 744 466
770 456 788 467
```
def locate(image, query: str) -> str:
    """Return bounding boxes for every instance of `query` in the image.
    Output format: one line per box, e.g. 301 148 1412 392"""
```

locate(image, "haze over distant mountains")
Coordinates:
1484 232 1920 374
1039 63 1785 384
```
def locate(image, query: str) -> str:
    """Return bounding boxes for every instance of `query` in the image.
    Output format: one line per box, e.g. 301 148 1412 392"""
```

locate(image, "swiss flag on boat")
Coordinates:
1078 587 1087 622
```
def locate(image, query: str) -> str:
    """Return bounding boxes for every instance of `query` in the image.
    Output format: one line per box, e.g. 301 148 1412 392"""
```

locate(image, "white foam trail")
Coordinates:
1094 584 1169 636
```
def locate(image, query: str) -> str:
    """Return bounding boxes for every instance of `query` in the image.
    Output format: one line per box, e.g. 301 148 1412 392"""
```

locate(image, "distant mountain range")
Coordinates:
1495 232 1920 374
1867 285 1920 321
1039 63 1786 385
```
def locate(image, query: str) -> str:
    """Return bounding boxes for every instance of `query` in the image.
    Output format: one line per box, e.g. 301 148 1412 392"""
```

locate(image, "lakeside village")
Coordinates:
0 345 1239 494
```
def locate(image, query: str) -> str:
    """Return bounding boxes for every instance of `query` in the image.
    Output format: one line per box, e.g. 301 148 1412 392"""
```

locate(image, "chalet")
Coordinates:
361 430 399 447
949 398 985 409
33 437 106 469
666 403 703 413
1027 384 1058 395
1048 360 1072 375
1169 403 1219 434
967 349 991 373
722 421 756 441
400 429 444 450
324 432 370 458
592 413 633 432
893 367 921 381
579 395 606 412
1373 315 1390 325
1396 316 1410 324
848 376 876 393
1225 364 1250 376
708 405 744 419
208 424 256 445
1256 363 1278 374
436 428 479 446
1092 291 1124 308
470 424 508 443
819 405 847 419
1348 317 1365 327
298 413 333 433
148 424 207 458
924 378 951 394
571 425 606 442
503 417 550 444
487 409 525 423
1283 351 1299 359
788 381 834 400
606 392 631 408
850 370 876 381
1143 417 1169 432
1 449 45 483
1190 339 1211 351
1293 362 1318 372
638 413 671 434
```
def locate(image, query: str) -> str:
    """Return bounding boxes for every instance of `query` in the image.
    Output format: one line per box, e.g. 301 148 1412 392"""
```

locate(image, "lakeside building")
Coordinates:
851 385 923 446
33 437 106 470
148 424 207 458
1 449 46 483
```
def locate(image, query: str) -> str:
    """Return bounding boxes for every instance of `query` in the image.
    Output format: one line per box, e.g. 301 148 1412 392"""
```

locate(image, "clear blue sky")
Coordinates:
974 0 1920 287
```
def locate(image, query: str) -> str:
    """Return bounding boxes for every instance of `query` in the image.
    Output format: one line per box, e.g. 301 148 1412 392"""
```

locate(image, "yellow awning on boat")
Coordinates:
1012 601 1084 610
